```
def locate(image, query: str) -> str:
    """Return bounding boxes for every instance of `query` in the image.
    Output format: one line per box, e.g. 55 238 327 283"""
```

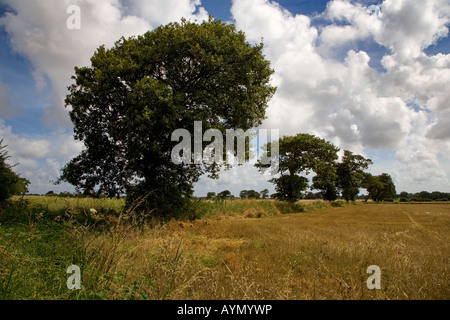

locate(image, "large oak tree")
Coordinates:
59 18 276 216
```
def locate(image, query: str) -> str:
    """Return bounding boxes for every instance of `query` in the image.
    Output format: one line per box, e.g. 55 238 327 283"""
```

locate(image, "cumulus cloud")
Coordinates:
230 0 450 192
374 0 449 60
318 0 381 54
1 0 148 127
231 0 414 150
0 0 209 194
0 120 83 193
124 0 209 26
0 0 208 128
1 0 449 194
0 120 50 159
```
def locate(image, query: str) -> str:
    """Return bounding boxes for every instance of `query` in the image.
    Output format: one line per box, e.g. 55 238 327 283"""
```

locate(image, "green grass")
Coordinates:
12 195 124 216
7 195 351 223
183 198 353 220
0 196 353 300
0 221 87 299
6 196 429 300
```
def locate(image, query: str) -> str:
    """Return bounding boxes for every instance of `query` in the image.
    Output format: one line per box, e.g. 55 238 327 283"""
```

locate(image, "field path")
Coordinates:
400 207 448 244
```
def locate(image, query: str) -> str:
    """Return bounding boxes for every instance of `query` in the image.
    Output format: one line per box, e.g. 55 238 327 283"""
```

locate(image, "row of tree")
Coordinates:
50 18 401 215
239 189 270 199
398 191 450 202
256 134 397 203
9 19 433 216
206 189 270 200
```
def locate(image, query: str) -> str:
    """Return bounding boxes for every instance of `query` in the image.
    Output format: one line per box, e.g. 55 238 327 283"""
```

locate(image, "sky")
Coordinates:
0 0 449 197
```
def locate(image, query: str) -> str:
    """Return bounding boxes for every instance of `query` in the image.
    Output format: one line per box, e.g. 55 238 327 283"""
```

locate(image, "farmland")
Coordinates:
0 197 449 300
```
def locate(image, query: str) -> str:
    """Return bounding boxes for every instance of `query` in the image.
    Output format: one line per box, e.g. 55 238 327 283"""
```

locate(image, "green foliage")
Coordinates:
257 133 339 176
239 189 260 199
336 150 372 202
0 222 86 299
260 189 269 199
399 190 450 202
304 191 323 200
0 140 30 203
312 164 338 201
59 18 276 217
274 201 305 213
257 133 339 203
363 173 396 202
270 175 309 202
330 200 346 207
216 190 232 200
206 192 216 199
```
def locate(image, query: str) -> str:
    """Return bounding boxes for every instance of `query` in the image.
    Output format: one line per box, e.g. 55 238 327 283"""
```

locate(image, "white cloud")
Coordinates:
374 0 450 60
125 0 209 27
0 120 50 159
318 0 381 53
194 163 275 197
0 0 209 194
1 0 151 127
0 120 83 193
1 0 449 194
229 0 450 193
0 0 208 128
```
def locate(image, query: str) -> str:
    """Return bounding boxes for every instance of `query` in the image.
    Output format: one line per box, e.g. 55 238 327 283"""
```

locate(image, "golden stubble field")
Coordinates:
99 203 450 300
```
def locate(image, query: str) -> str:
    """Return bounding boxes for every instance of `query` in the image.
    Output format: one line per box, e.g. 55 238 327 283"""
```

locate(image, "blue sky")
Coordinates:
0 0 449 196
203 0 330 20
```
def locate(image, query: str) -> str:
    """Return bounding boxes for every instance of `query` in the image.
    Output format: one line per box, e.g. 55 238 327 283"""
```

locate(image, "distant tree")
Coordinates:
304 191 323 200
206 192 216 199
256 134 339 202
260 188 269 199
399 191 410 199
46 190 55 196
336 150 372 202
362 174 383 202
418 191 432 200
216 190 232 200
314 192 324 199
430 191 442 201
377 173 396 201
59 191 74 198
312 164 338 201
58 18 276 216
409 191 438 202
246 189 261 199
239 190 249 199
271 174 309 202
363 173 396 202
304 191 316 200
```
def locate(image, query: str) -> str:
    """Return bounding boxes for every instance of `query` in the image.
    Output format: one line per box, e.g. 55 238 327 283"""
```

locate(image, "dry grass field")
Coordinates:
1 200 449 300
96 202 449 300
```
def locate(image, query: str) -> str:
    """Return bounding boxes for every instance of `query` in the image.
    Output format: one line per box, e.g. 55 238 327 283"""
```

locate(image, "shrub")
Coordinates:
331 201 346 207
0 140 30 203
